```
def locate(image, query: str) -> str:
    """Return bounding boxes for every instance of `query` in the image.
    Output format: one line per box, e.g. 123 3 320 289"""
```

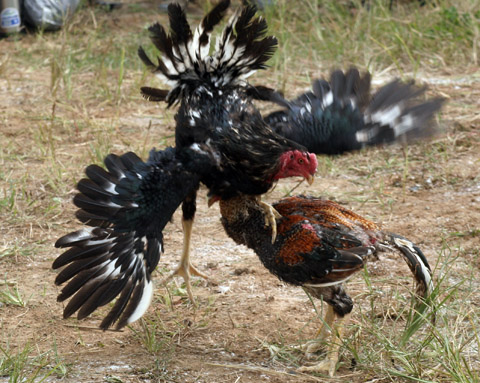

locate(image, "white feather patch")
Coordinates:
394 114 415 136
355 126 381 143
322 91 333 109
126 280 154 324
92 259 122 282
371 105 402 127
104 181 119 195
393 237 433 294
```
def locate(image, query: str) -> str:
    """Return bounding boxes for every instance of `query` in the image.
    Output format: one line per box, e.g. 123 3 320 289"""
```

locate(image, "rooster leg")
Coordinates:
302 305 336 355
161 218 209 303
256 197 282 243
298 312 350 377
161 192 209 303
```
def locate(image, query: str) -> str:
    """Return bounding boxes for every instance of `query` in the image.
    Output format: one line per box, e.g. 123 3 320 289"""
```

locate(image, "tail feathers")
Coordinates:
53 227 158 330
328 68 371 110
358 80 445 146
263 68 443 154
53 148 201 329
383 233 433 298
139 0 277 106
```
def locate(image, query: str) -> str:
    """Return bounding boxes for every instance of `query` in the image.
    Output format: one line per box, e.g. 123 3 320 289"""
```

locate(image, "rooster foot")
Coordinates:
257 198 282 243
297 356 338 377
161 261 209 304
300 339 327 357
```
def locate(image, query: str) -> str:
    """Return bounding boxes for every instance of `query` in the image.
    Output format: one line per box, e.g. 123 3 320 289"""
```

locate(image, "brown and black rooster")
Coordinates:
220 194 432 376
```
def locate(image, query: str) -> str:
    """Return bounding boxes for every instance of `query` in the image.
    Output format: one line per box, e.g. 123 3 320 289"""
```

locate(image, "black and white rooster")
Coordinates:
52 0 317 330
262 68 444 155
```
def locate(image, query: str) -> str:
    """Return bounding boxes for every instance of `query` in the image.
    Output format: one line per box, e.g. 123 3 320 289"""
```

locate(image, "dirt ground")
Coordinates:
1 4 479 383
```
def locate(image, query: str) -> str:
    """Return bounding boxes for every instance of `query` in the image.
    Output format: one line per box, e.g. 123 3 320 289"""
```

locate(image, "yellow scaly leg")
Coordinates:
257 197 282 243
160 218 209 303
299 310 350 377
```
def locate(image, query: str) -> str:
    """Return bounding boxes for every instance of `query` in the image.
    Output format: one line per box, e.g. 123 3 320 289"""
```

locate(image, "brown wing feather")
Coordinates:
274 196 378 231
275 215 322 266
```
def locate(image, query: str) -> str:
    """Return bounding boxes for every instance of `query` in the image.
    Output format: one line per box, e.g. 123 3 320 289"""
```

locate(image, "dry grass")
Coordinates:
0 0 479 382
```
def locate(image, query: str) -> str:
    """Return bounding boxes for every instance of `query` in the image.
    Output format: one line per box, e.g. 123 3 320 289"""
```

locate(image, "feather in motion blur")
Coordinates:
261 68 444 155
220 194 433 376
52 0 317 330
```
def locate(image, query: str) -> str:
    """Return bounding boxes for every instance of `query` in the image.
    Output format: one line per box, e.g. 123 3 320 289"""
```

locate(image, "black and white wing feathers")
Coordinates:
263 68 444 154
53 148 201 330
139 0 277 106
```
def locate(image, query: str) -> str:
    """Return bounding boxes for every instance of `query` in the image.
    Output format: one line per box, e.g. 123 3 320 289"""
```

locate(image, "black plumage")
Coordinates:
53 1 318 330
53 148 203 329
138 0 317 302
263 68 444 155
139 0 318 198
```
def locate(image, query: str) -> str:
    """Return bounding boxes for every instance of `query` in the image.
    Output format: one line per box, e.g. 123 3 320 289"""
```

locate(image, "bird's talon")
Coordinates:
161 262 209 305
301 339 326 355
297 357 337 377
269 222 277 244
188 264 209 279
257 199 281 244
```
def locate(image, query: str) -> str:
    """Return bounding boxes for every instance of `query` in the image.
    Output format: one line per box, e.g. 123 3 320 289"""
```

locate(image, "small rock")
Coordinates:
233 267 250 276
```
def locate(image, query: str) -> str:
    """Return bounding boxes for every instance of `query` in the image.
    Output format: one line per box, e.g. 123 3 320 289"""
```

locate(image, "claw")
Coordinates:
298 357 338 377
161 218 209 304
207 195 220 207
298 307 347 377
296 305 334 354
257 198 282 243
160 261 209 304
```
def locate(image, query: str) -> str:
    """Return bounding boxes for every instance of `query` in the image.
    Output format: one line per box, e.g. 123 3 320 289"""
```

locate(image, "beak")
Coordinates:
208 195 220 207
306 173 315 185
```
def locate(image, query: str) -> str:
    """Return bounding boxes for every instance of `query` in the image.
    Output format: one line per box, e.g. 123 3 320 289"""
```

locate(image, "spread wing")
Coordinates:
53 148 201 329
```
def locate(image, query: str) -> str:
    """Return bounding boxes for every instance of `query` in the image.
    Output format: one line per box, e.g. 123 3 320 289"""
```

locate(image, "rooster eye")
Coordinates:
298 158 304 164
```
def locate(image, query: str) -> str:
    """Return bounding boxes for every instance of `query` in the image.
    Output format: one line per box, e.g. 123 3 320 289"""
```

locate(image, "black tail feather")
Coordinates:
139 0 277 105
264 68 444 155
383 233 433 298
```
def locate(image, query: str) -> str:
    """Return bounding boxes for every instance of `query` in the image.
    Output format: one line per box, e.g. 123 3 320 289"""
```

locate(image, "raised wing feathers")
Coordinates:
139 0 277 105
53 148 201 329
